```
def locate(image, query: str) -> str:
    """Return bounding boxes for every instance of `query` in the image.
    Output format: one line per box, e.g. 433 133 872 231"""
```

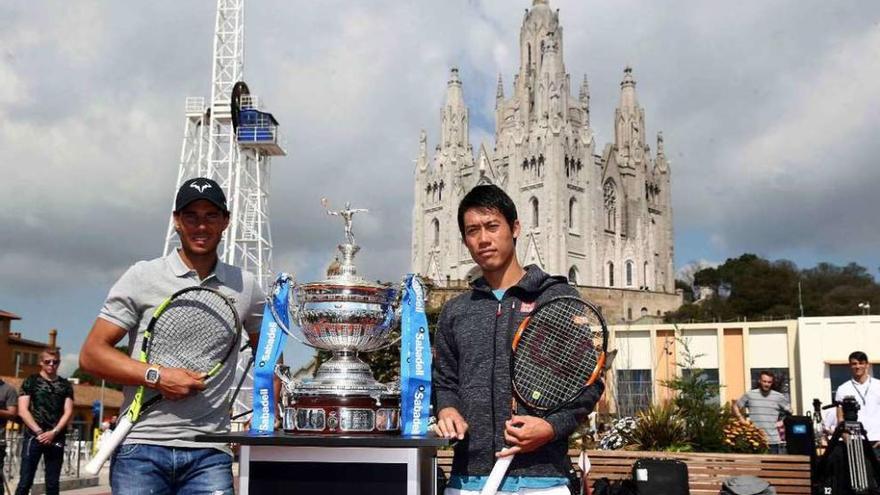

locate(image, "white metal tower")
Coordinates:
162 0 286 422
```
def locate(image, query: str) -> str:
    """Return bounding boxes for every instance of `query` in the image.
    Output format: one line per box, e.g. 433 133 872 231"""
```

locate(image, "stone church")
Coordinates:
411 0 675 296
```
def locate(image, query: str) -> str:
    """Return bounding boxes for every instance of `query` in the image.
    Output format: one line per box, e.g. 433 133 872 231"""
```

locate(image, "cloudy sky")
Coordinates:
2 1 879 373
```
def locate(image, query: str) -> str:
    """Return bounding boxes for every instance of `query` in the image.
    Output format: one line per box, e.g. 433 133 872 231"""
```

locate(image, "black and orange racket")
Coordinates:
481 296 608 495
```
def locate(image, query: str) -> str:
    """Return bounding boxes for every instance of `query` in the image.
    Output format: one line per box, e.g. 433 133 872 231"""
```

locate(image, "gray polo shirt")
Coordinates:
0 379 18 431
98 249 265 451
736 389 791 445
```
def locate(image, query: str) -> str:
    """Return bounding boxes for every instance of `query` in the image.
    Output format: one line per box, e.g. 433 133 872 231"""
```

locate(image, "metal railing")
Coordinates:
2 429 92 488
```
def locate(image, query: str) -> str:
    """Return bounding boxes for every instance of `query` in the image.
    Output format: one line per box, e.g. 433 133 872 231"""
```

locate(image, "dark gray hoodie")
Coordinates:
434 264 605 478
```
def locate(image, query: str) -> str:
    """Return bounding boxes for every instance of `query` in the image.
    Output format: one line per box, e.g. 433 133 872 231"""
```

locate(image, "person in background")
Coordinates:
0 378 19 495
835 351 880 458
733 370 791 454
15 349 74 495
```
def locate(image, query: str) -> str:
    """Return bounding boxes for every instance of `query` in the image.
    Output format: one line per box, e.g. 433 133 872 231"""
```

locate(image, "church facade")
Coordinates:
411 0 675 294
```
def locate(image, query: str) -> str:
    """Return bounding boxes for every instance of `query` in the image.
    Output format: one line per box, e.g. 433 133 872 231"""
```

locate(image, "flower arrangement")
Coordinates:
723 419 770 454
598 416 637 450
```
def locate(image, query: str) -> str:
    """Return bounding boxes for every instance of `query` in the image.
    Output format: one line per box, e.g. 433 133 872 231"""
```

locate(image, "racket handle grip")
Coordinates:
85 417 134 475
480 454 514 495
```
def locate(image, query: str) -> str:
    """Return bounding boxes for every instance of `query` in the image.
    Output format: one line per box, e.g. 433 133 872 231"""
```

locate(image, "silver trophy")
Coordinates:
278 199 402 434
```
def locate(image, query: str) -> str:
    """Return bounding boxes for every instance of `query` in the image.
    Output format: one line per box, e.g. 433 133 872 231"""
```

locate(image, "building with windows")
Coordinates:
0 310 59 378
605 315 879 417
411 0 675 296
796 315 880 408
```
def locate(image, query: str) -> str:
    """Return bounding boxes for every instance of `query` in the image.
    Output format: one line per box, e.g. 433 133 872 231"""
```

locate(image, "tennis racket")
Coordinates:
480 296 608 495
85 286 241 474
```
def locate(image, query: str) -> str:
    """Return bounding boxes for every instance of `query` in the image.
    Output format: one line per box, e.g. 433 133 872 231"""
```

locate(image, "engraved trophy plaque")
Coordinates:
278 199 401 434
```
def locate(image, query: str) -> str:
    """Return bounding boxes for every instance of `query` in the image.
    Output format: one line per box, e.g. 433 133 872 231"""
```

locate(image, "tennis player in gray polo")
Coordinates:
79 178 265 494
734 370 792 454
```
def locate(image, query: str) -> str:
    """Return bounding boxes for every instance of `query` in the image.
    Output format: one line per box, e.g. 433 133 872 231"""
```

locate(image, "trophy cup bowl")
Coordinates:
279 201 403 434
294 280 399 352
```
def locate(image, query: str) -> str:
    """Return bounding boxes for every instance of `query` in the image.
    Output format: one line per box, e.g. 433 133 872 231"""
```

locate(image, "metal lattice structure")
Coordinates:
162 0 285 422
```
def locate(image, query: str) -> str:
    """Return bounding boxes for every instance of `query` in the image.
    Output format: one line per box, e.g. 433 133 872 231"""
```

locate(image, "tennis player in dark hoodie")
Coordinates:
433 185 604 495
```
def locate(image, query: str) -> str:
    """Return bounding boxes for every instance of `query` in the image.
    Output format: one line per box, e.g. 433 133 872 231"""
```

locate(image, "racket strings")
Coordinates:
148 290 238 372
513 299 603 411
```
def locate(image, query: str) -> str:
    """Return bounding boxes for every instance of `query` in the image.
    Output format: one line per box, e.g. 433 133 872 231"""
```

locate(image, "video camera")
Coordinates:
839 396 860 423
814 396 880 494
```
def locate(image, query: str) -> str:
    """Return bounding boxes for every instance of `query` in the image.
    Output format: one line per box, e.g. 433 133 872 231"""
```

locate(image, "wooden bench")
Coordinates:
436 449 812 494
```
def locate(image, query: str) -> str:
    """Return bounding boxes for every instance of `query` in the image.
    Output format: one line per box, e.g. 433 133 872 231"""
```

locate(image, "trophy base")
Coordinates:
283 394 400 434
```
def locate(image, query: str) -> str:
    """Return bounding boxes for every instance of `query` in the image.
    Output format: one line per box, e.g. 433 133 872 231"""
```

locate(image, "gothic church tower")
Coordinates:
412 0 675 293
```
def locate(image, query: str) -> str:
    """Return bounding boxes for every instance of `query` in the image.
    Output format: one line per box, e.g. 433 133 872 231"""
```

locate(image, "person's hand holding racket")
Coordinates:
480 296 608 495
85 286 241 475
499 414 554 456
152 367 208 400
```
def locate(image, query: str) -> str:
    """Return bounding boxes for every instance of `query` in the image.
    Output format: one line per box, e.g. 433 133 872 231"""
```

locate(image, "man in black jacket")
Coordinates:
433 185 604 495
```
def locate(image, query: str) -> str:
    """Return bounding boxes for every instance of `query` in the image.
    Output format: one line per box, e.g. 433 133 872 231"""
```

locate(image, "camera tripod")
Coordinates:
815 400 880 494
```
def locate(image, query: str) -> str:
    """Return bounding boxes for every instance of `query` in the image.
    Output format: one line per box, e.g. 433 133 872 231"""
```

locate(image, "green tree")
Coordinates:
662 337 731 452
667 255 880 322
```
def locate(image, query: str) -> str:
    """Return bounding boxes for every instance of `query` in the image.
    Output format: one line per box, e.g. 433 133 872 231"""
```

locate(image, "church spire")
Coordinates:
614 66 646 163
416 129 428 172
619 66 637 109
655 131 669 173
440 67 469 150
579 74 590 125
579 74 589 101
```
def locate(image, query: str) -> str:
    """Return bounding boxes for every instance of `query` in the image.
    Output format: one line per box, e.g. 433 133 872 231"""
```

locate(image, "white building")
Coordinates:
411 0 674 292
605 315 880 416
796 315 880 410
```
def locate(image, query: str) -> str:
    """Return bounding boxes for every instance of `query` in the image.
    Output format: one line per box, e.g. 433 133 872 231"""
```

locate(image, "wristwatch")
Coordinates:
145 365 162 387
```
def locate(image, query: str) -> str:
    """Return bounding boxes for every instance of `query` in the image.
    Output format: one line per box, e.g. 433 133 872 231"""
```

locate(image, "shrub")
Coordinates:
623 402 691 452
662 336 729 452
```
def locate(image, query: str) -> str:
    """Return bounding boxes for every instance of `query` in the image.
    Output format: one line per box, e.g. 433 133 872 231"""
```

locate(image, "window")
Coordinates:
568 197 578 231
643 261 649 289
568 266 579 285
626 261 634 286
627 307 633 321
617 369 652 416
603 180 617 232
608 262 615 287
530 197 539 228
432 218 440 247
829 364 880 402
682 368 721 405
750 368 792 403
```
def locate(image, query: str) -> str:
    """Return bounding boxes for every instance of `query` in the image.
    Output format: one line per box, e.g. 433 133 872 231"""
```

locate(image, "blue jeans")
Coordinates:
110 444 232 495
14 431 64 495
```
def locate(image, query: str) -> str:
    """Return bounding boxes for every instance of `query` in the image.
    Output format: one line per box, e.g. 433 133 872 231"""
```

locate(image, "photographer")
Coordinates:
836 351 880 458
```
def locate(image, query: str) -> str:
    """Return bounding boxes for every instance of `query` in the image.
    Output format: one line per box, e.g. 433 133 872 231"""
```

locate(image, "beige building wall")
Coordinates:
795 315 880 411
608 320 799 414
723 329 746 403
